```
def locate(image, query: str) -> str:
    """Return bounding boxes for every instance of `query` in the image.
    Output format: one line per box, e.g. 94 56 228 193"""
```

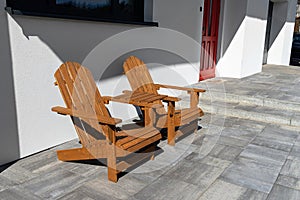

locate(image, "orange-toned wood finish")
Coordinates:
52 62 162 182
123 56 206 145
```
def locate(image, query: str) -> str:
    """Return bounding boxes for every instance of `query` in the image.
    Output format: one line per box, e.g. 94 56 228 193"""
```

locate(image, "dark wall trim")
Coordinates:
5 7 159 27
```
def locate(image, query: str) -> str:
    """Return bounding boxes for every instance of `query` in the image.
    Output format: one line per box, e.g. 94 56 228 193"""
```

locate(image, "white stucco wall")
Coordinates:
267 0 297 65
7 15 76 157
217 0 269 78
241 16 267 77
0 0 203 164
268 22 295 64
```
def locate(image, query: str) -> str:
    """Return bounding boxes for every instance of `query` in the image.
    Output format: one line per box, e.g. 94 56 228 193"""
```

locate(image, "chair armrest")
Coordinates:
154 84 206 93
51 106 122 125
162 96 181 102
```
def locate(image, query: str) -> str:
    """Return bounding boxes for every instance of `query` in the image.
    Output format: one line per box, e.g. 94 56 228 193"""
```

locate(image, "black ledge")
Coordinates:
5 7 159 27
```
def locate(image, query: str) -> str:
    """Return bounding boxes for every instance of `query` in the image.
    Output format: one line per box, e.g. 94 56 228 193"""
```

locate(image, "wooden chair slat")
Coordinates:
125 134 162 153
54 70 73 108
116 126 155 147
119 129 159 150
61 62 101 144
137 94 168 103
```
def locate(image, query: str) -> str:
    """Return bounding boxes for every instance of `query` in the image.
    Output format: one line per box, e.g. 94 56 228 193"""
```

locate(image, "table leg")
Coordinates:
167 101 175 146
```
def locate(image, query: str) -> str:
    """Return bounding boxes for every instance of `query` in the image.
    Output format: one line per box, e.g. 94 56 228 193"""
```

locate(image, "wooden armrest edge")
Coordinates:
155 84 206 93
51 106 122 125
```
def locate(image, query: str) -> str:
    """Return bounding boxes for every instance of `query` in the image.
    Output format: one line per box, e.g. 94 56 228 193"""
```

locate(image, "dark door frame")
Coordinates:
200 0 221 81
263 1 274 64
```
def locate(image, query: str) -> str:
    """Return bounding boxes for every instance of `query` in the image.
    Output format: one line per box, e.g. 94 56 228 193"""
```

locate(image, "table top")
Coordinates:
110 90 167 106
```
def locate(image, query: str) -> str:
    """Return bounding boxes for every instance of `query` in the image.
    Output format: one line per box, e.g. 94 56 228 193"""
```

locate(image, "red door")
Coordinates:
200 0 220 81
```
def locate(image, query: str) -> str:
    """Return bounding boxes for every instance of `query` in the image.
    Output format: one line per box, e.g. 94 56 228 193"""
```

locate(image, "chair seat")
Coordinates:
116 126 162 152
156 107 203 128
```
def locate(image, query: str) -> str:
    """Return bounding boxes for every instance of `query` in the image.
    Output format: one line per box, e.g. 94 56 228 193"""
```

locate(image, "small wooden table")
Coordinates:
106 90 181 145
111 90 168 107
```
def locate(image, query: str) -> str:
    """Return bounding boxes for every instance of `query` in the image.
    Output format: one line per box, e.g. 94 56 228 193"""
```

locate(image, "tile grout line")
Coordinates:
265 136 297 199
195 121 268 198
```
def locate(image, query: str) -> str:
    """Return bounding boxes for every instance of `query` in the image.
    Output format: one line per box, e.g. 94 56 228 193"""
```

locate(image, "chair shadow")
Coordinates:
65 144 163 180
160 123 203 143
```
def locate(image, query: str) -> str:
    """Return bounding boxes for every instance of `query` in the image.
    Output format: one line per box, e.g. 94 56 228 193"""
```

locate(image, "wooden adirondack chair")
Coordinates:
123 56 206 145
52 62 162 182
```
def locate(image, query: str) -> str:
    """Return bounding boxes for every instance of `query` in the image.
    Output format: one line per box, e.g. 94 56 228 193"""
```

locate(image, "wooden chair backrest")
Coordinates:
54 62 110 147
123 56 160 95
123 56 168 117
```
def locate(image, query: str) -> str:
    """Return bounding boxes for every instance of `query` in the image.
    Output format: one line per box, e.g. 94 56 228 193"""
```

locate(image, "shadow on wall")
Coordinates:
218 0 269 60
11 14 134 64
10 15 199 81
101 49 189 80
0 10 20 165
218 0 248 58
217 0 293 66
268 1 296 52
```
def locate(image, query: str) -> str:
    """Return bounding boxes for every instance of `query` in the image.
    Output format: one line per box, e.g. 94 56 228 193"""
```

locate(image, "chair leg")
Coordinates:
167 101 176 146
107 146 118 183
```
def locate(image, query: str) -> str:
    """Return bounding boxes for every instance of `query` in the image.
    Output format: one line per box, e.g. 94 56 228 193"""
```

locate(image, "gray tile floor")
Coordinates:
192 65 300 104
1 64 300 200
1 114 300 200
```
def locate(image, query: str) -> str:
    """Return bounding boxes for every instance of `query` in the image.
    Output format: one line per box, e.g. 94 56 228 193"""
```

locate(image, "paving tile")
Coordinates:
267 184 300 200
59 185 115 200
185 154 231 170
234 118 265 132
217 135 250 148
276 175 300 191
20 167 88 199
221 168 274 193
280 158 300 179
1 165 38 184
295 135 300 147
199 179 267 200
259 126 299 144
164 159 225 186
239 144 289 166
149 142 198 170
201 114 233 128
0 186 41 200
83 170 154 200
196 125 224 136
240 188 269 200
251 136 294 152
134 175 201 200
279 94 300 103
129 159 171 176
17 149 59 173
128 168 167 185
208 144 243 161
220 145 288 193
254 106 294 118
192 135 223 158
223 157 281 186
0 175 17 192
58 161 105 178
220 127 259 141
289 145 300 160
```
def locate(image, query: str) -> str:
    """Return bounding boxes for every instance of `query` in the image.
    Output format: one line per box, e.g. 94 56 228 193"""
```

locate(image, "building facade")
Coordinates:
0 0 297 165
